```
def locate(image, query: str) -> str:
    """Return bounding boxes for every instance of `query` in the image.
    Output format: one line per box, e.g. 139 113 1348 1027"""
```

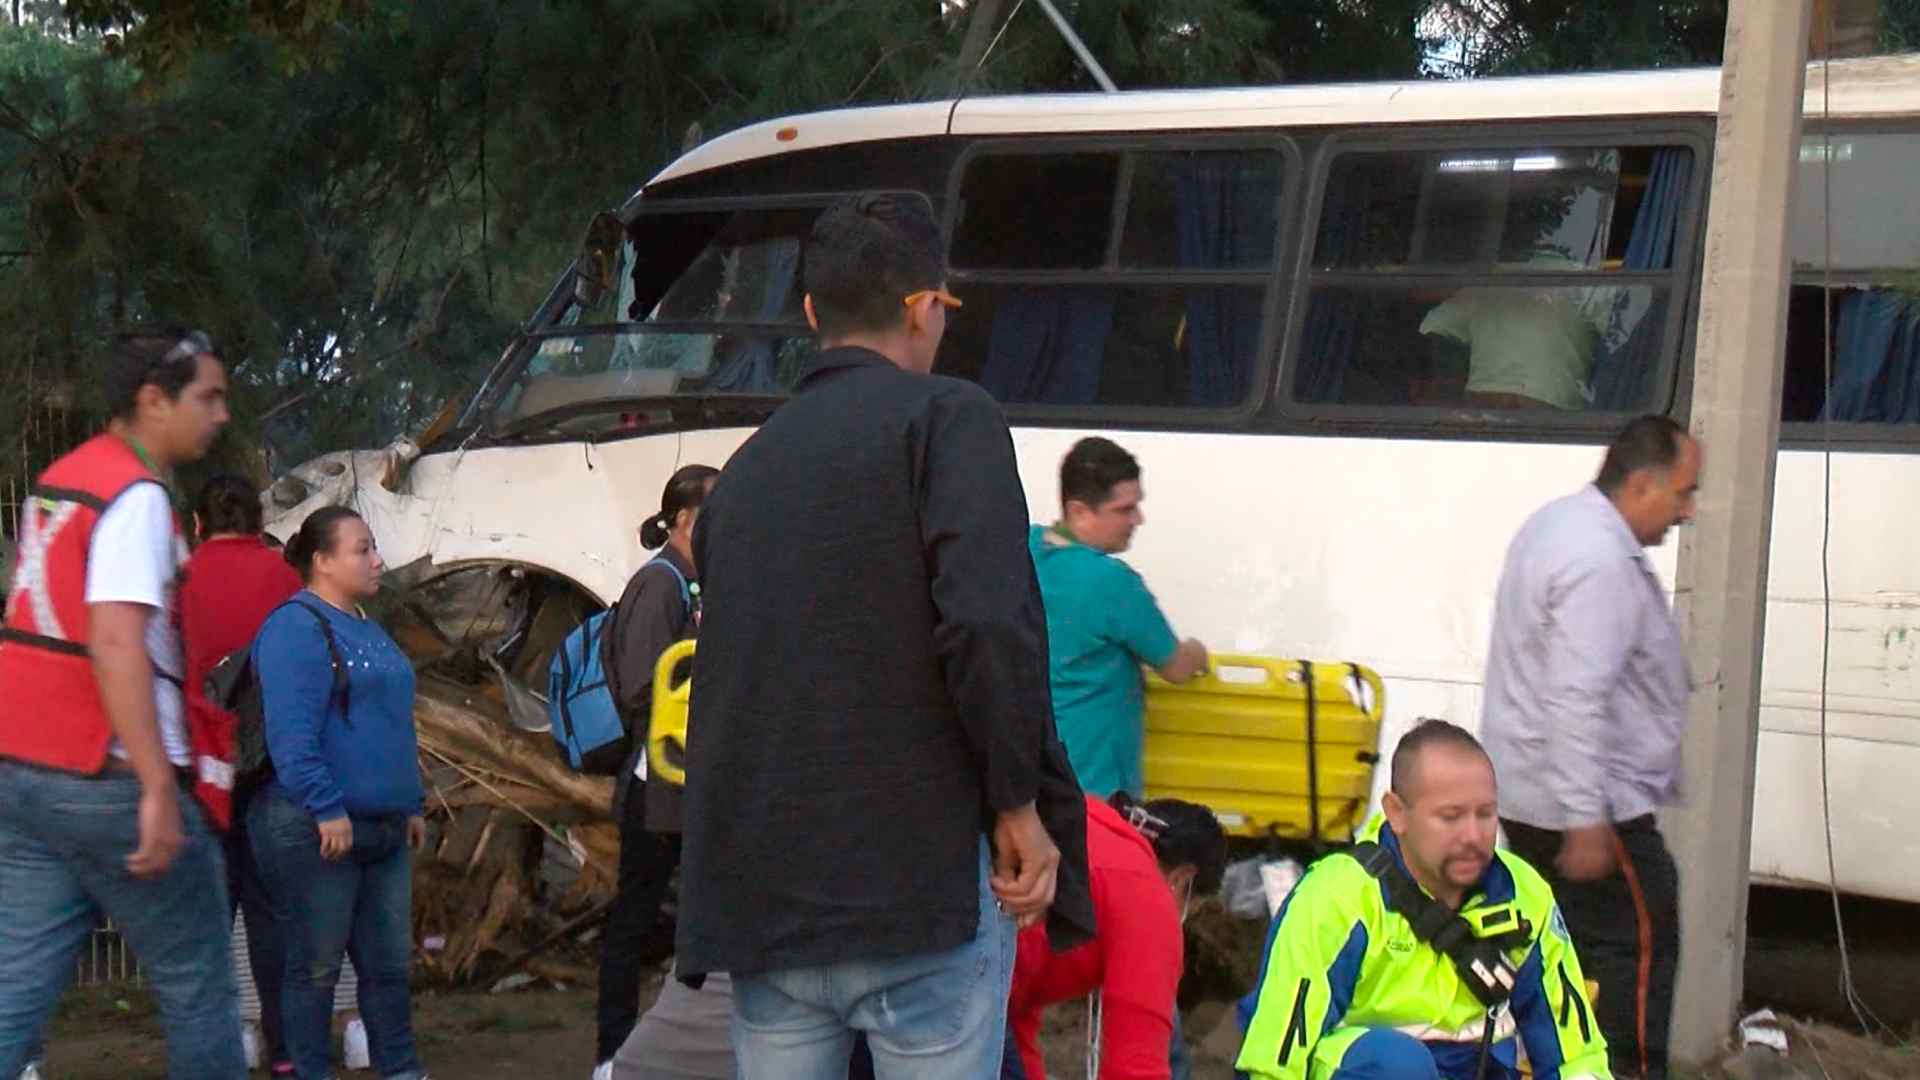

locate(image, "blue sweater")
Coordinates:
254 593 423 821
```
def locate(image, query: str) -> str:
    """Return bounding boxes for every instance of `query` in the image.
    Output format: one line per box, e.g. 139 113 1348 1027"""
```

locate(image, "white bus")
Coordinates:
274 53 1920 903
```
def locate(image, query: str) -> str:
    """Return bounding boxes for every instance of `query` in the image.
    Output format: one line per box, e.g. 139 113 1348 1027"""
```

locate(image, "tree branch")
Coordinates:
257 389 316 424
845 41 925 104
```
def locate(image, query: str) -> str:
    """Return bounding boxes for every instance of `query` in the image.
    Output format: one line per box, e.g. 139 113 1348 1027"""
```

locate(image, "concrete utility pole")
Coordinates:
1666 0 1812 1067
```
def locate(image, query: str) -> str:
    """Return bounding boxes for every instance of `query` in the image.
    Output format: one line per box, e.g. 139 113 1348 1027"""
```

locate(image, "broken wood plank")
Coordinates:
414 676 613 821
438 805 494 868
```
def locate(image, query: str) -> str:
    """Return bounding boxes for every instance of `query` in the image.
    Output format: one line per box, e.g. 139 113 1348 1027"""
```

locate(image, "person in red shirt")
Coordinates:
1005 793 1226 1080
179 473 302 1076
181 475 304 700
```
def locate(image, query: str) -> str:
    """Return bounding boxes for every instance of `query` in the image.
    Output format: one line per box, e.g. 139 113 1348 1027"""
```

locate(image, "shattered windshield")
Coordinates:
486 206 822 434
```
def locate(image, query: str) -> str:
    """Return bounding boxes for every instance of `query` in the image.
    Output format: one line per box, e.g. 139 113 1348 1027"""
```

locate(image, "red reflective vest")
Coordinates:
0 435 208 788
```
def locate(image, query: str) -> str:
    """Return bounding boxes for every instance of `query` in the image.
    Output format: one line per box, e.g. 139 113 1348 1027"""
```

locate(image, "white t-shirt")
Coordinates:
84 482 190 767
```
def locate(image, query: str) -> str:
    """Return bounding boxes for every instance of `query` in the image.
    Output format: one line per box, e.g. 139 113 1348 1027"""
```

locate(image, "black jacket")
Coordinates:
677 347 1094 977
604 544 695 833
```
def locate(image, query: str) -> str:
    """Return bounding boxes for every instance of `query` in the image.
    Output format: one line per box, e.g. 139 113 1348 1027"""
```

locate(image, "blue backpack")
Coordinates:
547 558 689 774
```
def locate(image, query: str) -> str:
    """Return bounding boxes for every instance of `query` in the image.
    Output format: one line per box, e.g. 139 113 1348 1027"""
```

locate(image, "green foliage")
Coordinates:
3 0 1918 516
59 0 387 79
1426 1 1728 75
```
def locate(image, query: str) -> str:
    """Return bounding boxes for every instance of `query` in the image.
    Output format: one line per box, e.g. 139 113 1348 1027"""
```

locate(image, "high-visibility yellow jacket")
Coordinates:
1236 816 1610 1079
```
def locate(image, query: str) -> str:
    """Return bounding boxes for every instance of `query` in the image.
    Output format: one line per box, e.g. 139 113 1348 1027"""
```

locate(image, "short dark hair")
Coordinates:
194 474 264 539
103 328 214 420
284 506 362 583
1389 719 1491 802
1059 437 1140 510
1596 415 1689 495
1109 792 1229 896
801 194 944 339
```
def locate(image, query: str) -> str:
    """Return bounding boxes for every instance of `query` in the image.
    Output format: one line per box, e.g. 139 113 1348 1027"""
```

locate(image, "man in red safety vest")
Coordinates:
0 328 246 1080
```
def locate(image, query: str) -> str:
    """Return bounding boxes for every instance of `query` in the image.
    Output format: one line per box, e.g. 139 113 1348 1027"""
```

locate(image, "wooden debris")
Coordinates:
407 675 623 986
414 676 613 823
437 805 495 868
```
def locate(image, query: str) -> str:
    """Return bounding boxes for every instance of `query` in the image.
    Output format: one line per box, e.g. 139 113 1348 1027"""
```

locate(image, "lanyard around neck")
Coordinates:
117 433 168 488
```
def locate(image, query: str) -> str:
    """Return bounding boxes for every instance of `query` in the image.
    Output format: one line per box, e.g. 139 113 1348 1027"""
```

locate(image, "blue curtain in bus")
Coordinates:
1824 289 1920 422
1591 148 1693 410
978 287 1115 405
1176 157 1267 407
705 238 801 393
1622 149 1691 271
1292 172 1373 405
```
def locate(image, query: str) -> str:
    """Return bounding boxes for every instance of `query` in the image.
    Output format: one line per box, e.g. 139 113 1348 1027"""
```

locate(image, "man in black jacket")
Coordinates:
678 193 1094 1079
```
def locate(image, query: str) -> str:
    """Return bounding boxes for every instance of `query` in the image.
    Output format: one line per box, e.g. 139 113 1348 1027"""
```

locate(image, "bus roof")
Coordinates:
646 52 1920 189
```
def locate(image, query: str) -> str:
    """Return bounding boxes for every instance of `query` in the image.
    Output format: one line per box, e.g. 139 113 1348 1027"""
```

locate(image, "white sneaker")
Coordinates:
592 1062 614 1080
20 1064 43 1080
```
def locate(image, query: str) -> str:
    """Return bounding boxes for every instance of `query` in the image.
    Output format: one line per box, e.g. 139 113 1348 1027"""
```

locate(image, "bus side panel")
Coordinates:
377 426 1919 901
403 429 760 605
1003 427 1920 903
1754 449 1920 897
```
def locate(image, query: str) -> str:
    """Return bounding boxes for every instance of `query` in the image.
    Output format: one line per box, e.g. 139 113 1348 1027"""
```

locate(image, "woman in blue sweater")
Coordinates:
248 506 427 1080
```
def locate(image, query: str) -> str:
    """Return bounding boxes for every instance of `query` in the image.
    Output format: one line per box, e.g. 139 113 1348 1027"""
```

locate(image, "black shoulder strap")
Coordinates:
596 602 623 710
1349 842 1531 1009
282 598 351 719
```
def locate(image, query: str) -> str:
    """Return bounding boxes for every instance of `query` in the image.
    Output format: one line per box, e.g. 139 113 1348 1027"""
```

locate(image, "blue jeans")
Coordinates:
731 840 1014 1080
249 784 420 1080
0 761 243 1079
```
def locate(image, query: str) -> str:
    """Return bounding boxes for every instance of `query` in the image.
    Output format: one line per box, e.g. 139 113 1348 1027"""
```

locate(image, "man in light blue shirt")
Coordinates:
1480 415 1701 1080
1030 438 1208 799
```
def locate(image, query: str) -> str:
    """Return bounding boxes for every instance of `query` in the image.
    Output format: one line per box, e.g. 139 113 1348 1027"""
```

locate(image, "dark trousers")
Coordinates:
1503 816 1679 1080
596 782 683 1063
226 785 288 1069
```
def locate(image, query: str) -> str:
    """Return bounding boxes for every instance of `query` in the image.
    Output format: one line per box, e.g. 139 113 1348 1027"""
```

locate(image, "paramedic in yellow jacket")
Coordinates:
1237 721 1610 1080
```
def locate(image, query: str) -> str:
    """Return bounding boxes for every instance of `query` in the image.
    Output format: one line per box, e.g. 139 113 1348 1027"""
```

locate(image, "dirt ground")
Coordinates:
40 975 1242 1080
44 982 606 1079
34 979 1918 1080
36 886 1920 1079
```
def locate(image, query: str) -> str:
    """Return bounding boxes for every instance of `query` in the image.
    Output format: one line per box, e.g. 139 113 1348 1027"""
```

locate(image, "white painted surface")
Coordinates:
647 53 1920 187
349 426 1920 902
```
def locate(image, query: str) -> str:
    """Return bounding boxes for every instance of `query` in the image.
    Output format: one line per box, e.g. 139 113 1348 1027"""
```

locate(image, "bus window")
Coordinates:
1315 149 1624 271
486 204 828 433
1119 151 1283 270
1791 134 1920 273
488 331 816 432
1782 133 1920 426
1298 283 1671 410
937 282 1267 409
950 152 1119 270
943 147 1285 410
629 207 814 325
1292 144 1694 414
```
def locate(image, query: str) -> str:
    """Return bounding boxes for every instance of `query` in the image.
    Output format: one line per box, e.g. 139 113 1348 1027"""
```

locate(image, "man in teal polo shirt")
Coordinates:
1030 437 1208 798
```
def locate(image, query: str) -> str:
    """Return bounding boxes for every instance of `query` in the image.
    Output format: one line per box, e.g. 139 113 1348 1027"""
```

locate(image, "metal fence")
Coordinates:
74 921 141 988
4 397 83 551
71 917 358 1016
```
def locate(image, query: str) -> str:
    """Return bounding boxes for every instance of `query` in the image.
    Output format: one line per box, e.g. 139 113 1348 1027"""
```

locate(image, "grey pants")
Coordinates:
613 968 735 1080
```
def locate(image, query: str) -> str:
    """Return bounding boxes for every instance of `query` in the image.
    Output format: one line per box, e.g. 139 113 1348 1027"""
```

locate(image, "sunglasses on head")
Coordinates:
161 330 215 366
